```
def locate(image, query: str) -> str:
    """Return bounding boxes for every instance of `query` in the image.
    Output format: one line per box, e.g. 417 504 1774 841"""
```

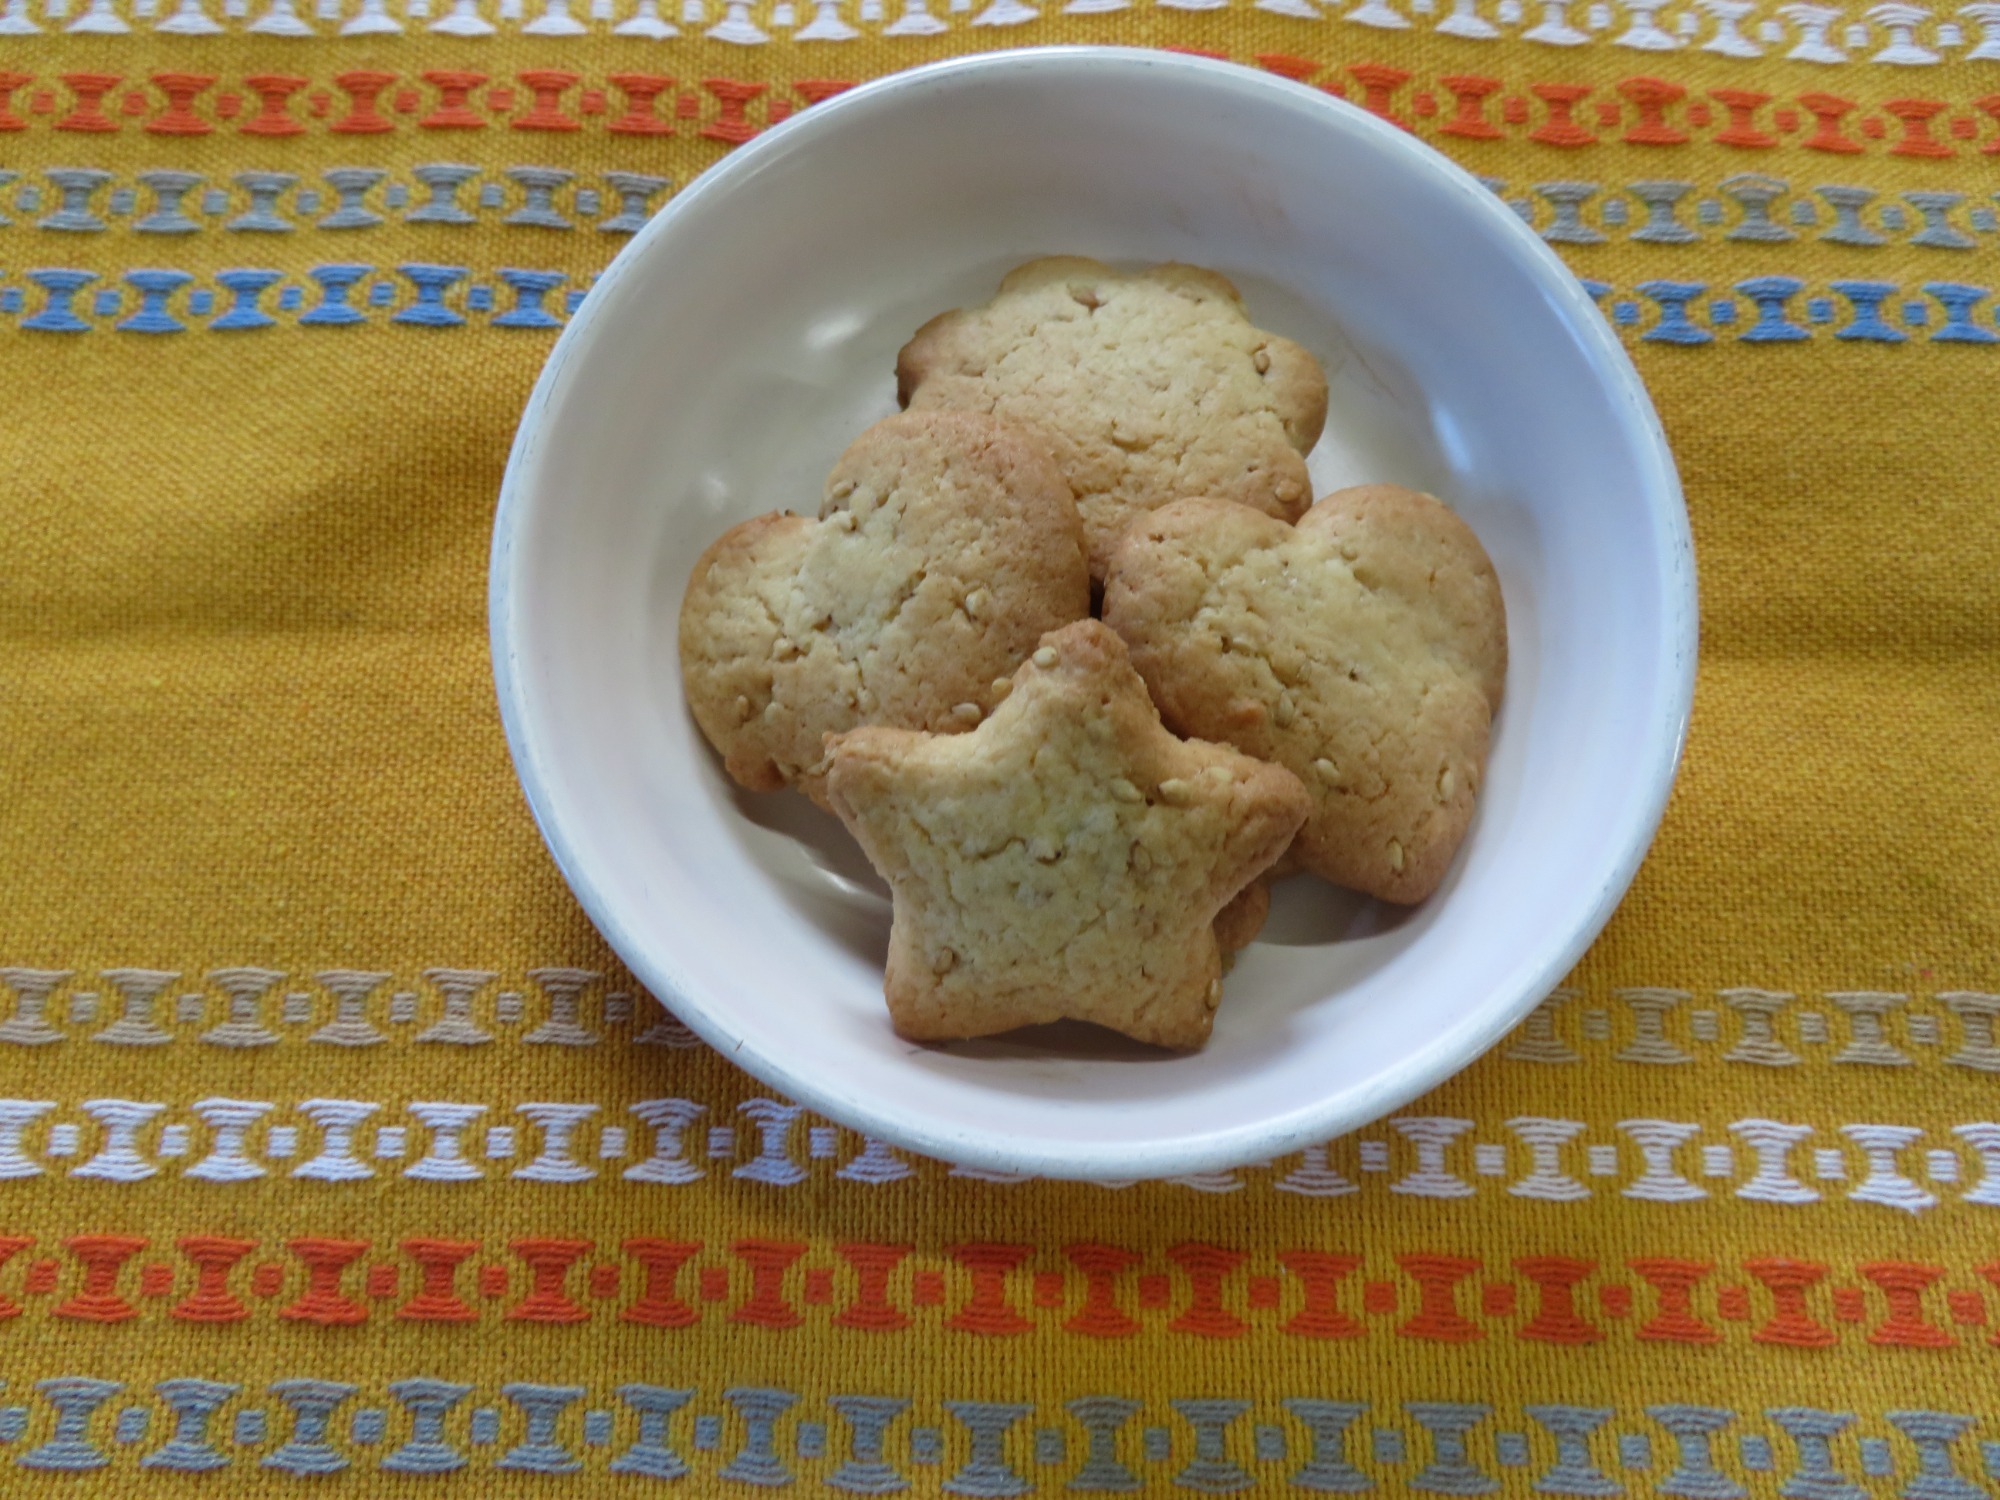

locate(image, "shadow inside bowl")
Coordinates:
918 1002 1311 1096
729 779 886 897
932 1018 1185 1063
725 776 891 970
1259 874 1415 946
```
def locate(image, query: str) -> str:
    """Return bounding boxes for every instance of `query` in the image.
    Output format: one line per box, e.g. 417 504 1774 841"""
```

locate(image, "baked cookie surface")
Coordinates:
678 410 1089 807
825 620 1309 1049
1103 485 1506 904
896 257 1328 580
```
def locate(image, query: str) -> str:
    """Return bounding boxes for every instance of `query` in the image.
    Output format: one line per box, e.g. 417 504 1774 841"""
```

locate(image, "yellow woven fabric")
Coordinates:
3 6 1999 1494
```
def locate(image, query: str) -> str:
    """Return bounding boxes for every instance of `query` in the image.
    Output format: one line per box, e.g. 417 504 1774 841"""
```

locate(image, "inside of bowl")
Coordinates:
497 50 1688 1176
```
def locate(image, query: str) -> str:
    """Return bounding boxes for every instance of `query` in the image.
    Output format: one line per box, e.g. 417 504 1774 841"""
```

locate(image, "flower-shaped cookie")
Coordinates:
1103 486 1506 904
825 621 1310 1049
896 257 1329 580
679 411 1089 807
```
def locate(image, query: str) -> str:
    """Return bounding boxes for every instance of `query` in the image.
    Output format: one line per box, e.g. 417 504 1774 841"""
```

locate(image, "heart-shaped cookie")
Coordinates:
679 411 1090 807
896 257 1328 581
1102 485 1506 904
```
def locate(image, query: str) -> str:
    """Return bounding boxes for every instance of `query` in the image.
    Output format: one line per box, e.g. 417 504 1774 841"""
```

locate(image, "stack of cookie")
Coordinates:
679 257 1506 1051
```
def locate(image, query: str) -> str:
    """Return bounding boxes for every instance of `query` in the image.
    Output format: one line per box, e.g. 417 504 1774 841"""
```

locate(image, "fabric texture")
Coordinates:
2 3 1999 1493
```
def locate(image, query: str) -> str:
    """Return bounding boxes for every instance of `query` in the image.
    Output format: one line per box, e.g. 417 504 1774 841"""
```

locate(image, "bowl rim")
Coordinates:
490 43 1699 1180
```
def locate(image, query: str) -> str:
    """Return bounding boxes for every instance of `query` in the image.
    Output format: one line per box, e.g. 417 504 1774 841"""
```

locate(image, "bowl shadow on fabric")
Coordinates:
724 751 1418 1064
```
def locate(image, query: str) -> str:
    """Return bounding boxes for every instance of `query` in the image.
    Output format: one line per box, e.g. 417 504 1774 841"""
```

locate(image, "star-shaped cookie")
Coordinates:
1103 486 1506 904
824 620 1310 1049
896 257 1329 580
678 410 1089 807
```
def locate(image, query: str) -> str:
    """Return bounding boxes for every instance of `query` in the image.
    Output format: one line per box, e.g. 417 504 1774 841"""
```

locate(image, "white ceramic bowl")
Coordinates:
491 47 1696 1181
